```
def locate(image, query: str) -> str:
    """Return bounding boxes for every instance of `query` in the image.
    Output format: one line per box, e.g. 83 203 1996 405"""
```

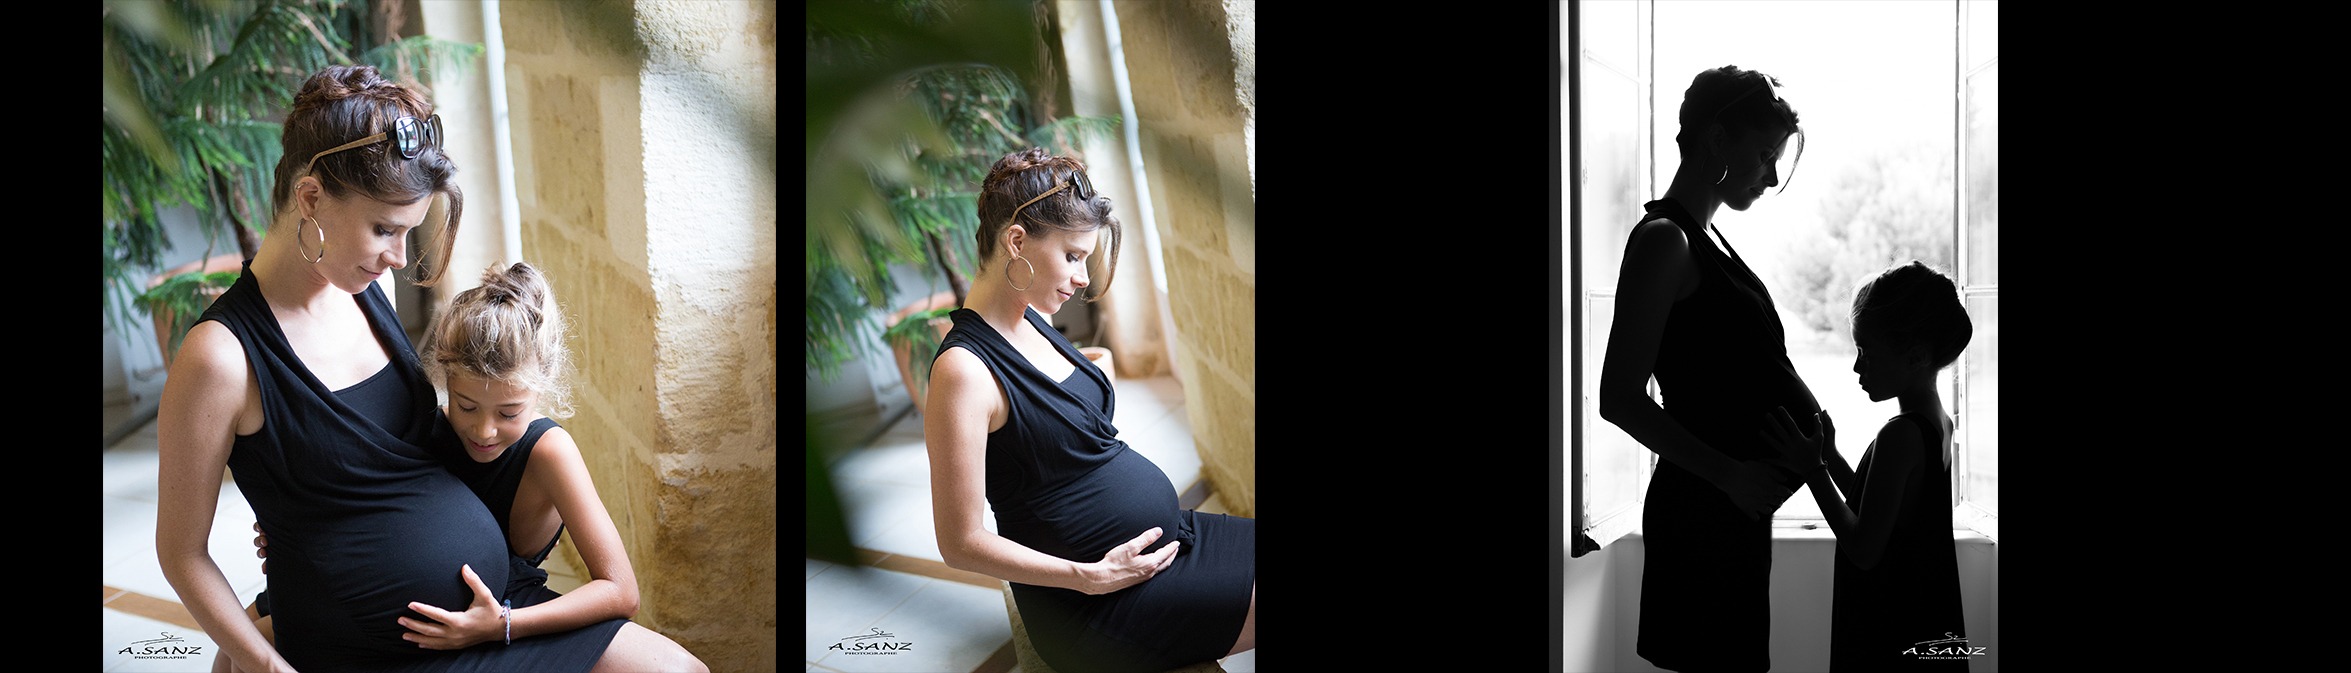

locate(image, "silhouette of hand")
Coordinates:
1760 407 1833 474
1081 527 1180 595
1720 461 1799 520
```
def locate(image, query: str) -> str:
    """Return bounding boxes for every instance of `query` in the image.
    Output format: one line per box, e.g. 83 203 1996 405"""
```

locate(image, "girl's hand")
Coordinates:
253 522 267 574
1079 527 1180 595
399 564 502 649
1761 407 1833 473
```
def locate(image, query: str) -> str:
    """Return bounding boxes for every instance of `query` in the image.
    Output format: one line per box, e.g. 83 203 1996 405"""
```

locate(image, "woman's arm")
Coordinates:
926 347 1176 595
1598 219 1792 517
1806 421 1923 571
400 427 636 648
158 322 295 673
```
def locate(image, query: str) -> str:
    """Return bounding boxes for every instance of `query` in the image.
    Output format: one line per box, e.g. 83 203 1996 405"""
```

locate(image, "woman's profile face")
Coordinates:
307 183 433 294
1011 226 1097 316
1717 129 1794 213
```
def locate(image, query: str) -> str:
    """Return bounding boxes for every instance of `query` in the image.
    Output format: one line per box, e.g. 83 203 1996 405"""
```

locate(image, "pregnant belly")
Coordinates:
999 447 1185 563
268 487 511 663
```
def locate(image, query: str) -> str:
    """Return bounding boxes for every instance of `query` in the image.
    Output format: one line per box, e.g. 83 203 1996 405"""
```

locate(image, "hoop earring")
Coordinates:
296 216 327 264
1715 164 1729 186
1005 255 1035 291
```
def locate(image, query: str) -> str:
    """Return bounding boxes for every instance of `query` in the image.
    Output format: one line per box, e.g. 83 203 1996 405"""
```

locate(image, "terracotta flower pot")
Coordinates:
150 253 246 367
1079 346 1114 386
888 291 959 414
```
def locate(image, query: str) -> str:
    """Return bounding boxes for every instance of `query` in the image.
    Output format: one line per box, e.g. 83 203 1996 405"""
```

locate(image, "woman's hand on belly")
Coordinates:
1077 527 1180 595
397 564 504 649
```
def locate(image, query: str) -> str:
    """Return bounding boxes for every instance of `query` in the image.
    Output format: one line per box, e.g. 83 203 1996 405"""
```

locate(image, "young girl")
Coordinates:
233 263 707 673
1763 260 1972 671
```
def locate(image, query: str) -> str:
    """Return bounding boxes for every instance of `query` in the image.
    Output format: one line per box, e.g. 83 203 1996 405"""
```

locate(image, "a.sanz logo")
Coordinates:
117 632 204 659
1901 632 1987 659
829 627 915 655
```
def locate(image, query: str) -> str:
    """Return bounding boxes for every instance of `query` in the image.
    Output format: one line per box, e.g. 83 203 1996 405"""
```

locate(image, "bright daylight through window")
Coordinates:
1572 0 1996 551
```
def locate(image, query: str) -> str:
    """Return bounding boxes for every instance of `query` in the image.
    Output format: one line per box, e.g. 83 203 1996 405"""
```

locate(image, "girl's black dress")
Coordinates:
431 416 634 627
1832 414 1969 671
200 262 621 672
1631 198 1821 672
935 307 1254 673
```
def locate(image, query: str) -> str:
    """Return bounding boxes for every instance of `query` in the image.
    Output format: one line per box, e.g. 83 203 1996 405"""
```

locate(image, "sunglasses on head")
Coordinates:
305 114 443 176
1010 170 1096 224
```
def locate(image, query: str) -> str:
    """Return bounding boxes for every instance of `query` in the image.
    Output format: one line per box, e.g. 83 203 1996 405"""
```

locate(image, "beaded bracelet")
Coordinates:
501 599 513 645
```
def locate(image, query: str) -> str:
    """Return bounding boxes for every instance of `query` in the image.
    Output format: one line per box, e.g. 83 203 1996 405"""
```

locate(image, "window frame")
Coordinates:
1569 0 1998 556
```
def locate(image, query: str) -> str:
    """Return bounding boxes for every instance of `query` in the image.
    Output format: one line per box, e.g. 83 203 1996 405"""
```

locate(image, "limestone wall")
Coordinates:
1109 0 1255 516
500 1 778 670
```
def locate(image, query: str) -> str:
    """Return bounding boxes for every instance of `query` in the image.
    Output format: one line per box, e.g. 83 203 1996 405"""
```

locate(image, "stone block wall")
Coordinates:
1110 0 1255 517
500 1 777 670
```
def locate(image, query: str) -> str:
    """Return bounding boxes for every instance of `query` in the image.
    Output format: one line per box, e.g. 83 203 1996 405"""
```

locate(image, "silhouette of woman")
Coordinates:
1598 65 1815 673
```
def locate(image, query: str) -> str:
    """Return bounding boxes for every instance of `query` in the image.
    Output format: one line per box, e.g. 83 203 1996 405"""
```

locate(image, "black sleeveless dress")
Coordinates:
200 262 621 672
1631 198 1822 672
935 307 1254 673
1832 414 1968 671
430 416 631 625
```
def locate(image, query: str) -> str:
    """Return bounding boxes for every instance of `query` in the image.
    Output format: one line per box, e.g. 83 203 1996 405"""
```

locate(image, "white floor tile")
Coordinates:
860 511 945 562
102 495 161 576
803 565 929 663
105 479 264 607
808 558 835 581
838 480 931 550
833 436 933 491
102 439 164 502
1111 376 1185 423
819 579 1010 673
104 607 220 673
1221 648 1255 673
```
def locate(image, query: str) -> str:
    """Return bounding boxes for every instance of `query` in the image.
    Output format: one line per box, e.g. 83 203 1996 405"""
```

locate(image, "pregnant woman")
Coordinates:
926 149 1256 673
157 65 623 672
1598 65 1820 672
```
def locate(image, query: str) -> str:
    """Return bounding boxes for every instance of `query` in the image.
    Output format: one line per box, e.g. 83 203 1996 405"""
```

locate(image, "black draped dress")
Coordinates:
935 307 1254 673
1631 198 1821 673
200 262 621 672
1831 414 1968 671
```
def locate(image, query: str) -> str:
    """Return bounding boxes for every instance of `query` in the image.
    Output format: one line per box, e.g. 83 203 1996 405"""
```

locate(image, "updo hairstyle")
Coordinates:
975 148 1121 300
1851 261 1973 372
273 64 465 287
1675 65 1804 180
420 262 575 419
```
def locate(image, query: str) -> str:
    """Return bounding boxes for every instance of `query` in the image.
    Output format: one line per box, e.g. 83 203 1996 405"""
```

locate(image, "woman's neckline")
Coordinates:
958 307 1081 384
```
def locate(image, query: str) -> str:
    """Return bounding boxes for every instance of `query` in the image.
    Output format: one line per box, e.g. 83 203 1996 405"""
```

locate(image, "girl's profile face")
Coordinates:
445 371 540 463
1013 227 1097 316
1718 130 1793 212
1851 330 1915 403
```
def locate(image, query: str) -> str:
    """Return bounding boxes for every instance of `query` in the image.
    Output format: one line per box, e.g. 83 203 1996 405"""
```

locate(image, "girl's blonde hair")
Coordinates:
421 262 575 419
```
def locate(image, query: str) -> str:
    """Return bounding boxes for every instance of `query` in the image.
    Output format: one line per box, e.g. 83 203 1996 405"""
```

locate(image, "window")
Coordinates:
1571 0 1998 554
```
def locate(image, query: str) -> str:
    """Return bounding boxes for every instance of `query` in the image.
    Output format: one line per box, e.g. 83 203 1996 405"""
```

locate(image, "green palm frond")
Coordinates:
103 0 481 338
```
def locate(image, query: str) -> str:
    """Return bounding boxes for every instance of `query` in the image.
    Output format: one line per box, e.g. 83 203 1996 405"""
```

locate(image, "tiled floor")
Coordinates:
100 404 591 672
807 375 1256 673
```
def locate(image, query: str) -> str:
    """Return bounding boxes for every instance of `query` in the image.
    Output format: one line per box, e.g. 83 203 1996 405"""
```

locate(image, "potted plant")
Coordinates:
103 0 481 366
807 1 1118 416
138 253 245 367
